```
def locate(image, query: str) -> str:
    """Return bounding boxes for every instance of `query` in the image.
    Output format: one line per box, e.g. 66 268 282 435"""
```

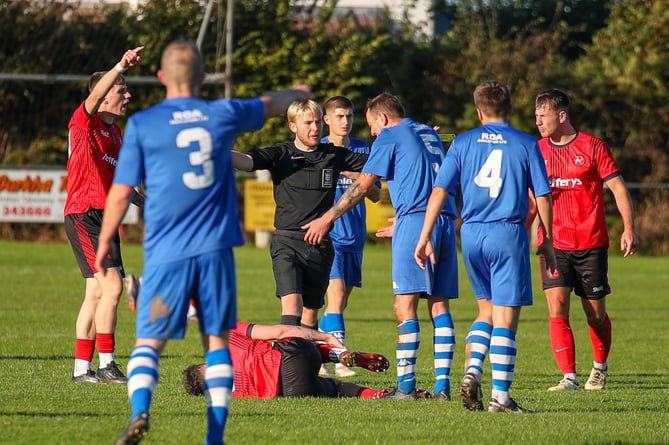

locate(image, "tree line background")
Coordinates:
1 0 667 254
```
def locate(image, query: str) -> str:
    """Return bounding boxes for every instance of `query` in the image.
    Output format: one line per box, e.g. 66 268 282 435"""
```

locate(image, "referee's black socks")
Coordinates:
280 315 301 326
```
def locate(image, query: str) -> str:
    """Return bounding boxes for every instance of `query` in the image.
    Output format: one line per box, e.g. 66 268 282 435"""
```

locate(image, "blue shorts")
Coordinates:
136 249 237 340
460 222 532 307
392 213 458 298
329 248 362 287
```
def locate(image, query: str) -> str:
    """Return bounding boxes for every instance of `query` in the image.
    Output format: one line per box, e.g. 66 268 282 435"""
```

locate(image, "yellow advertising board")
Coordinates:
243 179 275 231
243 178 396 233
365 183 395 233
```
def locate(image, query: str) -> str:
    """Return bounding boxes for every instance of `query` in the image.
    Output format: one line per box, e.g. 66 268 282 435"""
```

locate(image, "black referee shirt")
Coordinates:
247 142 368 231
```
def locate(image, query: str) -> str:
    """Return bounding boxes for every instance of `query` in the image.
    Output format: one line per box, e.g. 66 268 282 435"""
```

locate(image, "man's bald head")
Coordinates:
160 40 204 92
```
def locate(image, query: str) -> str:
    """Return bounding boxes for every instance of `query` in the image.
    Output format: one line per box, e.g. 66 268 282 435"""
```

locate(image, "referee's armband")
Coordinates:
130 188 146 208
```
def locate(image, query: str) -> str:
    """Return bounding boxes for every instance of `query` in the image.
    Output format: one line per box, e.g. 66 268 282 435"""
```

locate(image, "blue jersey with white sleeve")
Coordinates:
362 118 456 218
114 97 265 266
322 136 372 251
435 122 550 224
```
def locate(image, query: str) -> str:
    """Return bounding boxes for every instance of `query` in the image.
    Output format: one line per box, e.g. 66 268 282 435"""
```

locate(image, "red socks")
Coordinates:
549 316 576 375
96 333 115 354
550 314 612 372
589 314 612 364
74 339 95 361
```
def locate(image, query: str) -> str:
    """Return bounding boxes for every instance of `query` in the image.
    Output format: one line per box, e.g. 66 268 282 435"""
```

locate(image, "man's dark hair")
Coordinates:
473 80 511 119
323 96 355 114
183 363 206 396
535 88 571 113
365 92 405 119
88 71 125 93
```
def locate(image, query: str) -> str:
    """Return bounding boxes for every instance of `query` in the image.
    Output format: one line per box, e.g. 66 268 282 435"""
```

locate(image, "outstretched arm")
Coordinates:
85 46 144 116
232 151 254 171
340 171 381 203
249 324 344 348
260 85 311 118
302 172 379 244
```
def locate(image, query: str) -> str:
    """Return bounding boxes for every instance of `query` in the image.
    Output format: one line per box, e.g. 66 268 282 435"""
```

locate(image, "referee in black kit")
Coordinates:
233 98 368 330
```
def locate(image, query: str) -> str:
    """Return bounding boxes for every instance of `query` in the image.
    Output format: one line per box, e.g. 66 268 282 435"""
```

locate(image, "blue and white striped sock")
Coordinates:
396 318 420 394
465 320 493 381
205 348 233 445
490 327 516 405
127 345 160 419
432 312 455 394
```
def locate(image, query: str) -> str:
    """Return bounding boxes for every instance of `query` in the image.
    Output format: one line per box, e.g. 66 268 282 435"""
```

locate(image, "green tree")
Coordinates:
437 0 580 135
573 0 669 254
0 0 132 165
437 0 611 59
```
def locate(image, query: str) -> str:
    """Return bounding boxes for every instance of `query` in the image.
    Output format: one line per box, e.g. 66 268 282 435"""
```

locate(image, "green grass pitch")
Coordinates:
1 241 668 444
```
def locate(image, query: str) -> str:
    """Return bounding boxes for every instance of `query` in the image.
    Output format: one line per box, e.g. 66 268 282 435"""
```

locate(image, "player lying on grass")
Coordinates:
182 321 400 399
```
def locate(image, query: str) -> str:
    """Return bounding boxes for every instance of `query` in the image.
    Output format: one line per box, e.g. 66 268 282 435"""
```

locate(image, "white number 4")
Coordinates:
474 149 503 198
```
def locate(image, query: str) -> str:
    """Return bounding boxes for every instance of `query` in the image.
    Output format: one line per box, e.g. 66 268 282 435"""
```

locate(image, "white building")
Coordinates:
330 0 436 36
67 0 444 38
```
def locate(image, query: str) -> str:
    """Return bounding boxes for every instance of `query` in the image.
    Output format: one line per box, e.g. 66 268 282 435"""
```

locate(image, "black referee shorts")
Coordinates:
270 232 334 309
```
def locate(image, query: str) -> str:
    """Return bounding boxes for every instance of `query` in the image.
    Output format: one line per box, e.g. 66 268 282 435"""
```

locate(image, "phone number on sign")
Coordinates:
2 206 52 217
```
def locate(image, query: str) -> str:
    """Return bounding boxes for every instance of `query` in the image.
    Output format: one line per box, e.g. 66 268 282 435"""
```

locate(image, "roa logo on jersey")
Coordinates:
572 155 586 167
478 133 507 144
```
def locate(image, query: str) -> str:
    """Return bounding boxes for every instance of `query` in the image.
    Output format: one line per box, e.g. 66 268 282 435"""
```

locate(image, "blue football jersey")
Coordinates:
322 136 372 251
363 118 457 218
115 97 265 266
435 122 550 224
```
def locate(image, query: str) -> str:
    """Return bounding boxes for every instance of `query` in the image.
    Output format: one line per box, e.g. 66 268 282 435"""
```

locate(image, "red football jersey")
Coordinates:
229 322 282 399
537 131 620 250
64 101 122 215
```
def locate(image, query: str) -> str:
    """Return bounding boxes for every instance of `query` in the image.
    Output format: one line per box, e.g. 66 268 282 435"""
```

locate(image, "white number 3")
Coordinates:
474 149 503 198
177 127 214 190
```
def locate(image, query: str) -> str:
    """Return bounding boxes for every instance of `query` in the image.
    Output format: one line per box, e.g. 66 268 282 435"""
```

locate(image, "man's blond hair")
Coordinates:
287 99 322 123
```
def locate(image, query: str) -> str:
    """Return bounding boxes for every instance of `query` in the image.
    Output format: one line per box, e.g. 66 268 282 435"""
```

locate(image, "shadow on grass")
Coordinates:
0 352 203 361
1 411 109 418
523 371 668 390
0 355 72 361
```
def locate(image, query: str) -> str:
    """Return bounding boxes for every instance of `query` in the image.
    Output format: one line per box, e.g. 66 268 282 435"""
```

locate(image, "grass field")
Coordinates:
1 240 668 444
